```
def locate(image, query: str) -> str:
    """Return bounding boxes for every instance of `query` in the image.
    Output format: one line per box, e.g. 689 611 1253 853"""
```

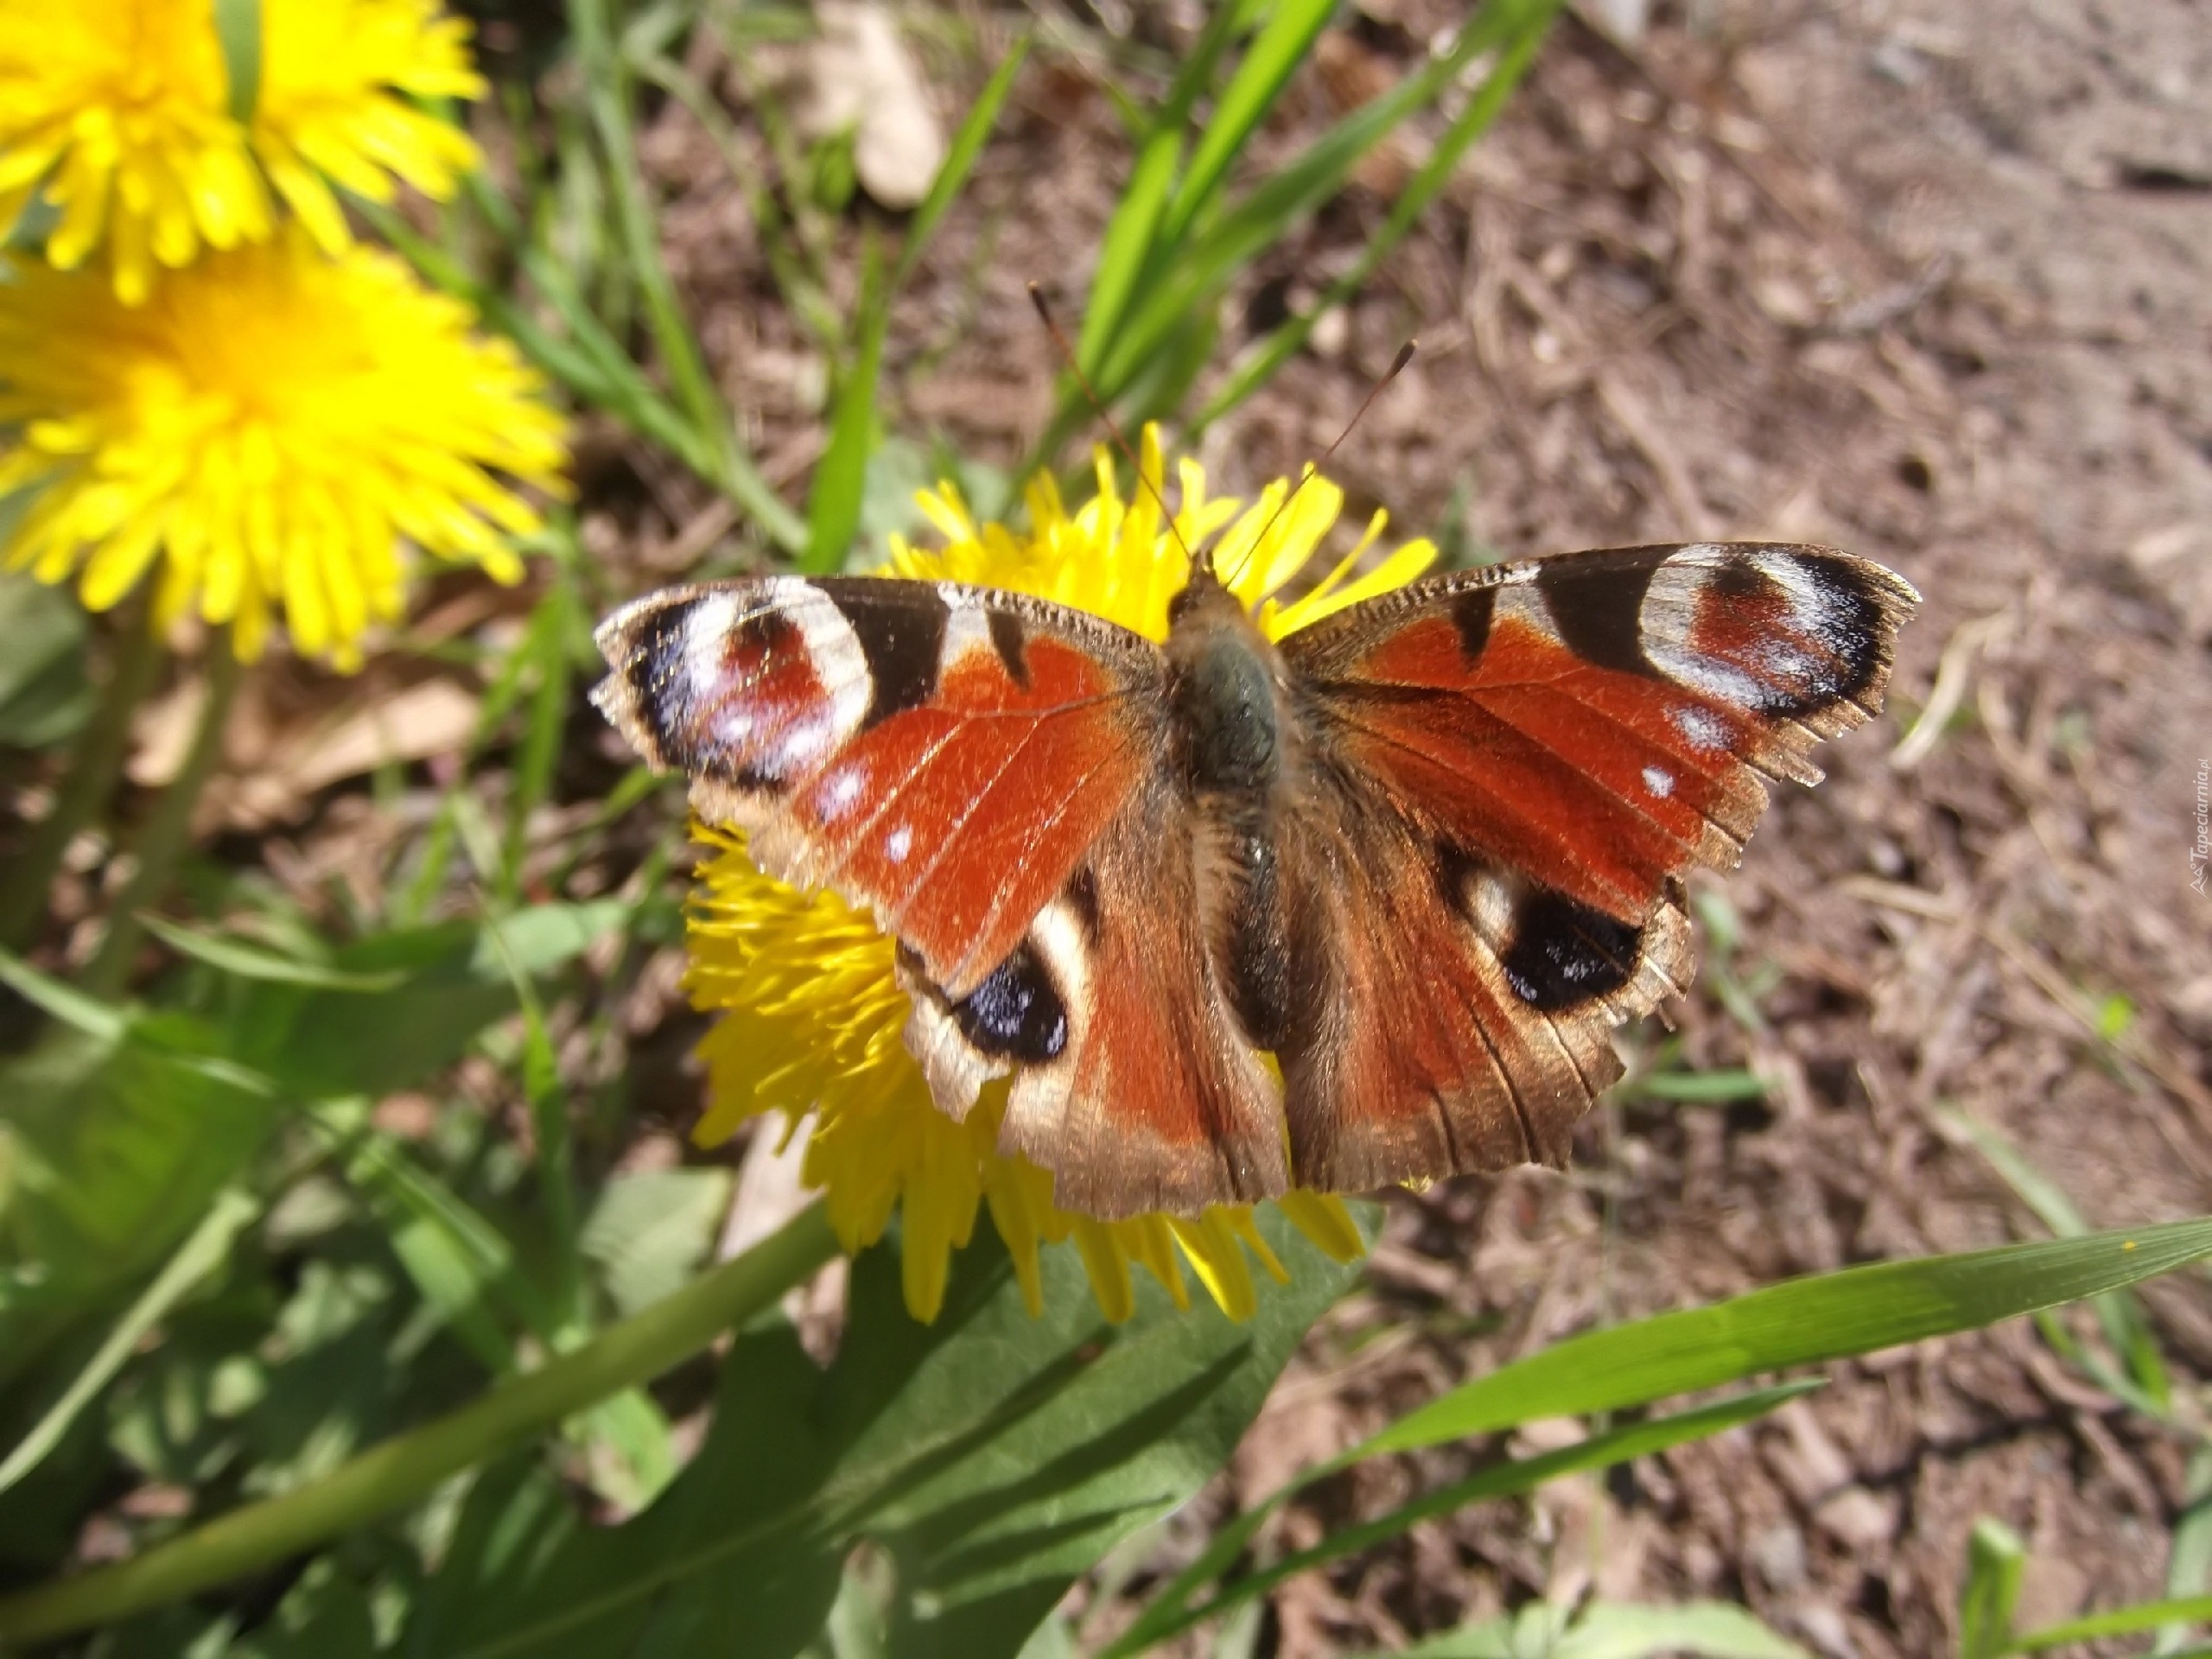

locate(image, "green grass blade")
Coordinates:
213 0 261 123
1108 1382 1816 1656
1195 0 1560 429
1359 1217 2212 1458
0 1204 840 1646
1154 0 1337 255
2012 1595 2212 1653
806 235 889 575
1960 1518 2025 1659
2163 1447 2212 1652
0 1186 259 1497
499 581 576 906
1077 4 1249 372
569 0 727 456
1943 1107 2175 1413
134 914 406 991
480 912 582 1331
1632 1067 1770 1103
1093 10 1499 401
0 946 129 1043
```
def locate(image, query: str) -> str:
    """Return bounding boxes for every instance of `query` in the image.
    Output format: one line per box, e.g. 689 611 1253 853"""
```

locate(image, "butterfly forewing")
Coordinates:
593 575 1167 996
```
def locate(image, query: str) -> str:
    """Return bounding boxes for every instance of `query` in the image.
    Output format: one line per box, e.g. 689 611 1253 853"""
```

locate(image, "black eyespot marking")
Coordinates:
988 609 1030 688
950 946 1068 1063
1775 550 1891 709
624 599 697 753
1538 550 1662 677
1452 586 1496 660
1501 889 1643 1011
822 579 949 728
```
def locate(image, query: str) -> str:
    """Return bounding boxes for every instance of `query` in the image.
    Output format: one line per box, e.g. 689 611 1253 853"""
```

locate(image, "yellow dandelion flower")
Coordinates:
0 0 260 304
685 427 1437 1323
0 0 483 304
0 229 566 668
253 0 486 257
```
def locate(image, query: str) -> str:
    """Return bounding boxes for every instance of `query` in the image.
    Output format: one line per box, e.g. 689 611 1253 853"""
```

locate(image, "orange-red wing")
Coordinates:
594 575 1168 996
1283 542 1919 925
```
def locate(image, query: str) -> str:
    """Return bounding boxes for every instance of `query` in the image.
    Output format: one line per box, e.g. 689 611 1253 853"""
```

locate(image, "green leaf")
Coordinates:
0 1186 259 1496
1632 1068 1769 1103
1195 0 1560 429
1359 1217 2212 1458
0 571 91 748
1546 1600 1809 1659
232 902 624 1100
2012 1594 2212 1653
893 39 1028 292
137 914 408 992
1076 4 1251 372
0 1206 840 1646
1091 9 1503 403
212 0 262 124
410 1208 1366 1658
2162 1446 2212 1652
1154 0 1336 254
0 1020 279 1391
807 234 890 575
580 1168 734 1319
1958 1517 2024 1659
1941 1107 2172 1413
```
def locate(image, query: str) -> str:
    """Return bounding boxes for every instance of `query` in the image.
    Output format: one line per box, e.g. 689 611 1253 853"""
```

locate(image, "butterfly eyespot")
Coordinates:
949 947 1068 1063
1500 891 1643 1012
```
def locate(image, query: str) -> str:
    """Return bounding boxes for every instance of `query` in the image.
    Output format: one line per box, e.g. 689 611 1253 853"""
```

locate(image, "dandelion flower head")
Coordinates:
685 427 1441 1323
0 230 567 666
0 0 485 303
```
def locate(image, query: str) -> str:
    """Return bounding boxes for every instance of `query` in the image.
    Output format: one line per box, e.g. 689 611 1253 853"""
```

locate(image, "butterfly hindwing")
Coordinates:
903 778 1290 1217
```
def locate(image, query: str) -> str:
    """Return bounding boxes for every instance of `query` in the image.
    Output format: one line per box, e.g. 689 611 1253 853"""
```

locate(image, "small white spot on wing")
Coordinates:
1670 704 1731 752
817 763 868 820
884 824 914 864
1642 764 1675 798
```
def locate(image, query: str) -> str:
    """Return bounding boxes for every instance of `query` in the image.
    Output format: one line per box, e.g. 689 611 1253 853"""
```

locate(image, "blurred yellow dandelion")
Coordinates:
0 230 566 667
683 428 1437 1323
0 0 484 303
0 0 259 304
253 0 486 256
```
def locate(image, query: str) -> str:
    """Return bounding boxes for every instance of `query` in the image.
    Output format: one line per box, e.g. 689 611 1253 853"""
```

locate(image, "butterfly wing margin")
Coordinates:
594 575 1170 999
1274 541 1916 1188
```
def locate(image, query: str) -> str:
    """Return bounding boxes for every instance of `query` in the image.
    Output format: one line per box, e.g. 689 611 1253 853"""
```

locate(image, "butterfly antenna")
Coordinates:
1221 338 1417 592
1027 283 1204 575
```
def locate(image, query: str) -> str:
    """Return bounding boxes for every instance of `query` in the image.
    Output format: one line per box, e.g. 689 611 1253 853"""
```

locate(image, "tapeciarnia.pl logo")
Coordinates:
2194 758 2209 897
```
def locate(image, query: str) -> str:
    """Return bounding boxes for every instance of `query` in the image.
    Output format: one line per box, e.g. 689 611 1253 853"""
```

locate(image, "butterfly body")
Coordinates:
595 540 1916 1219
